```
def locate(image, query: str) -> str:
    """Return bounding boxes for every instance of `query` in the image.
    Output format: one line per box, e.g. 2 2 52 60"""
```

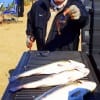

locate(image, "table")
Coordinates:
2 51 100 100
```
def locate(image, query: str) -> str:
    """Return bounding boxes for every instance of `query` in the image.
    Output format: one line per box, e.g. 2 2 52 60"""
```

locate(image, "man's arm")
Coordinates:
70 0 89 28
26 4 36 49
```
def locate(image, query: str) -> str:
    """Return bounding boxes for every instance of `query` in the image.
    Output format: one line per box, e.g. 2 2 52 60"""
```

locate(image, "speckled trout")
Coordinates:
9 60 85 82
9 67 89 92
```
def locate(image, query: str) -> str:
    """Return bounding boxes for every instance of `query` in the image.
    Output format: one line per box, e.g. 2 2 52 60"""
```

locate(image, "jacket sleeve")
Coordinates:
70 0 89 28
26 3 36 37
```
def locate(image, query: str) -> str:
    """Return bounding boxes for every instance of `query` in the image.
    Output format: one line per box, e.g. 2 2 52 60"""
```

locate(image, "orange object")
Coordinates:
28 41 33 50
63 8 70 16
27 37 35 50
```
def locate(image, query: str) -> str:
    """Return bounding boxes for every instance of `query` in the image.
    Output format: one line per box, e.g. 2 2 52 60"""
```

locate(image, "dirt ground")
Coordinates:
0 5 37 98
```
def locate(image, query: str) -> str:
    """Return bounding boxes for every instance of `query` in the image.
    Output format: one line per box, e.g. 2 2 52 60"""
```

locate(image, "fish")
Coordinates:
9 60 85 82
9 67 90 92
35 80 97 100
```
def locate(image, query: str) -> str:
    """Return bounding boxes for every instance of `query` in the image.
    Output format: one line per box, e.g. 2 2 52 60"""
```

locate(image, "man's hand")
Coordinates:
69 5 81 20
26 35 34 50
63 5 81 20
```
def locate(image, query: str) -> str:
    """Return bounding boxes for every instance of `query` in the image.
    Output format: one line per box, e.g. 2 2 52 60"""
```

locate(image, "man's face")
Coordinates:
53 0 65 5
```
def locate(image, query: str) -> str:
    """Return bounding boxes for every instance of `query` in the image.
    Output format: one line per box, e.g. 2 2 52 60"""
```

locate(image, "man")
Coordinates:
17 0 24 17
26 0 89 51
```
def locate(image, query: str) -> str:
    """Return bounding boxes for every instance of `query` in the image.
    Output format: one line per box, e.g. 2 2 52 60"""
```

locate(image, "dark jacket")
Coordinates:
26 0 89 51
